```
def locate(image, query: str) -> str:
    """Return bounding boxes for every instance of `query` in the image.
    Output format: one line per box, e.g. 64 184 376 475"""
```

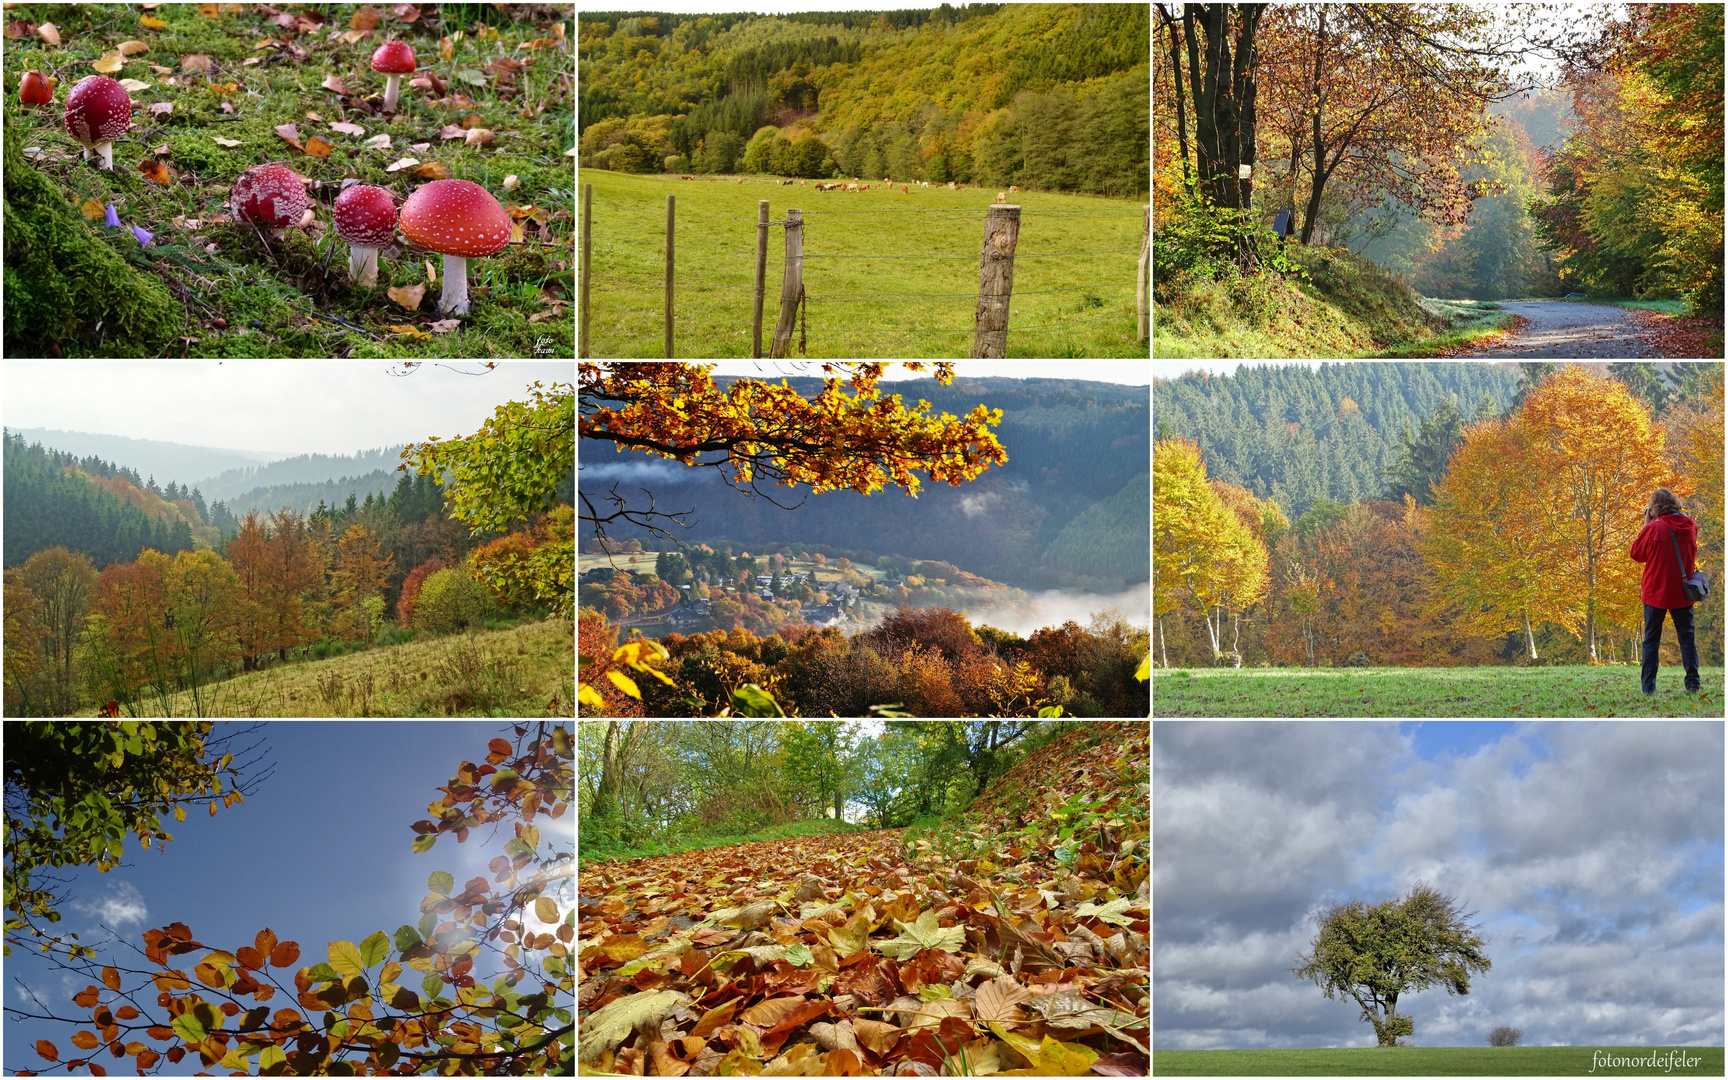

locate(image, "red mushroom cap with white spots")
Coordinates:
398 179 511 258
371 41 417 74
333 184 399 248
230 162 311 228
64 75 132 151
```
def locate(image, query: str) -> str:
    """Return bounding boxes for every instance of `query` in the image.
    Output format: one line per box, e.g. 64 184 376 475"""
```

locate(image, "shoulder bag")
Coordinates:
1670 520 1711 603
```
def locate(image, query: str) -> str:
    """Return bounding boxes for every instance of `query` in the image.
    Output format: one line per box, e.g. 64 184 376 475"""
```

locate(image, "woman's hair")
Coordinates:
1650 488 1683 517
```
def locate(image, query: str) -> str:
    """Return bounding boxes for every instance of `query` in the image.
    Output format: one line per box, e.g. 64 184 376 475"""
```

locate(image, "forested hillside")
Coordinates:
4 433 197 569
4 427 283 493
578 3 1148 196
1153 363 1522 522
191 446 409 502
586 376 1147 591
1154 363 1724 672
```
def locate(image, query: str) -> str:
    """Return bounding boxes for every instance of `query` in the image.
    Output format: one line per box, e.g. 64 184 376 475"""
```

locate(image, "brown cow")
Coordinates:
902 184 908 193
1009 185 1021 193
737 178 745 184
996 191 1007 203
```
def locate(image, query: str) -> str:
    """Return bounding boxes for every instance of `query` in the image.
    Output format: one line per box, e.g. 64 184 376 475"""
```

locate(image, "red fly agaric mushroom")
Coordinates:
398 178 511 315
65 75 132 169
371 41 416 112
19 71 52 106
333 184 398 287
230 162 311 239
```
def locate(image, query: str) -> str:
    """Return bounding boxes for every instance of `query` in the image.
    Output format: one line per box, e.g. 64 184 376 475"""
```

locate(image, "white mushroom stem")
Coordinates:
437 253 471 314
95 141 114 169
348 245 381 287
383 73 402 111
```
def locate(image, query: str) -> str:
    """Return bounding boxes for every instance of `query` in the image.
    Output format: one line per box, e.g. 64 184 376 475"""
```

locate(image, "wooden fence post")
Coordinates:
769 208 803 358
1138 203 1150 342
579 183 591 358
664 194 675 358
971 204 1020 358
753 199 769 359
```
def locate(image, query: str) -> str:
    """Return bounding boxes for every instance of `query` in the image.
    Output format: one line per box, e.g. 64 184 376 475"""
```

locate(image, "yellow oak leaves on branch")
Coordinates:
578 363 1008 498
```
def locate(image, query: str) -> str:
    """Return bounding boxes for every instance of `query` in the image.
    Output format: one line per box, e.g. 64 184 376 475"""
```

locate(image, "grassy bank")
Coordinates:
1153 244 1516 358
1153 1046 1725 1076
1151 664 1725 717
73 616 574 717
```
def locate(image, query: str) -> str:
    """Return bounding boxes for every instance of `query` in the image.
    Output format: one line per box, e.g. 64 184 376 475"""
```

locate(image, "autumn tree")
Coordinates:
1153 437 1265 664
6 547 98 715
781 721 858 822
225 514 274 670
165 550 245 715
4 721 261 961
11 724 573 1076
1292 882 1491 1046
79 555 180 714
330 523 396 643
1154 3 1267 218
261 509 324 661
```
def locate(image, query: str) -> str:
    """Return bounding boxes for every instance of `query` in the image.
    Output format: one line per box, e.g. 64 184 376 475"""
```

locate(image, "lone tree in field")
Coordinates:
1487 1025 1523 1046
1291 881 1491 1046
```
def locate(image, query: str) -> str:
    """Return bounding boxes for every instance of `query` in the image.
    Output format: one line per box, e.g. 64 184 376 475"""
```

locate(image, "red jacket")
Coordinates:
1630 512 1700 608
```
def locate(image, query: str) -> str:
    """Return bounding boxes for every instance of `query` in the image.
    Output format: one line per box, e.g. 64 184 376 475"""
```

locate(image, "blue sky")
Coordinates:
1153 721 1724 1049
3 721 574 1075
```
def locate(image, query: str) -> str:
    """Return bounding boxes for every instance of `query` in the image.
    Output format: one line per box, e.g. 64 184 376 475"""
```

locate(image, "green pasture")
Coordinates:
578 169 1148 358
1151 664 1725 717
1153 1046 1725 1076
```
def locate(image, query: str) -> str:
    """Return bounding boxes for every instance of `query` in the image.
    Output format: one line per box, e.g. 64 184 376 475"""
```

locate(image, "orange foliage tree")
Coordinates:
18 725 573 1077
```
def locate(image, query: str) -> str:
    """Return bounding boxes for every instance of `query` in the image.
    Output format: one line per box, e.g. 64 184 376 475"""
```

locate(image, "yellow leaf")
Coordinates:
303 136 334 158
577 683 607 710
327 940 364 979
116 40 150 55
387 283 425 310
92 54 124 74
534 896 559 924
140 14 167 29
38 23 61 45
81 199 106 220
605 670 640 699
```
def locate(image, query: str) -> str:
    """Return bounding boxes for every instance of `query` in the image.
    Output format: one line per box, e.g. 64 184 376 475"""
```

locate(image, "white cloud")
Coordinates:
70 881 149 930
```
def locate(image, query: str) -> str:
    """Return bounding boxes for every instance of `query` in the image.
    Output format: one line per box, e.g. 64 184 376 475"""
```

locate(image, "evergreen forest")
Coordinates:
1154 362 1725 671
578 3 1148 196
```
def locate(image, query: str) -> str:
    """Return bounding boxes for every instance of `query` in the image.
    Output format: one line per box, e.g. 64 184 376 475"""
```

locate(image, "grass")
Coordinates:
1553 295 1690 315
1152 1047 1725 1076
578 168 1148 358
1151 664 1726 717
4 2 572 358
70 615 575 717
578 815 875 866
1153 245 1516 359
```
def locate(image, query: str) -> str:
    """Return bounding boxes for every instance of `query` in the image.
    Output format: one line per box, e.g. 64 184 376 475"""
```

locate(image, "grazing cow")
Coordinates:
957 184 965 191
680 174 693 180
947 181 955 189
1009 185 1020 193
780 179 794 186
738 178 745 184
883 177 891 185
846 183 859 191
800 179 806 185
902 184 908 193
996 191 1007 203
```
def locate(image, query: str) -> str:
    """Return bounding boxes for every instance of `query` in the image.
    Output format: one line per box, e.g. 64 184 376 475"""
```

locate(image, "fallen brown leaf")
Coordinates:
274 123 303 150
117 40 151 55
350 5 380 30
427 318 460 333
81 199 107 221
303 136 334 158
463 127 494 146
139 159 175 185
321 73 349 96
149 102 173 117
38 22 60 45
412 161 449 179
180 53 212 72
388 283 425 310
392 4 421 23
339 28 369 45
329 121 366 136
5 21 36 41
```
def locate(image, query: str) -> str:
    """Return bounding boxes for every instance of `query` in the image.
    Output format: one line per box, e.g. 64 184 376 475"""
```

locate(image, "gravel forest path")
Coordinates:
1474 300 1665 358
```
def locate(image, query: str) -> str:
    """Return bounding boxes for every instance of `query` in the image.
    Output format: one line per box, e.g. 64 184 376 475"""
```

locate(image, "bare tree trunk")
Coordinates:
1524 610 1538 660
1159 616 1170 668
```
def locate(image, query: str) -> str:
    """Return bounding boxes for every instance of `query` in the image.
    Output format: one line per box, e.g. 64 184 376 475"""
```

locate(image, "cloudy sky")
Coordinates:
3 722 573 1076
1153 721 1724 1050
2 362 571 457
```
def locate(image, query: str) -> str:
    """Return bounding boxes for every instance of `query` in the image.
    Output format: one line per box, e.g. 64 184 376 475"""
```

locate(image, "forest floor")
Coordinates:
1151 665 1726 718
1153 1046 1726 1076
4 3 572 358
1454 300 1668 358
68 616 574 717
577 720 1149 1077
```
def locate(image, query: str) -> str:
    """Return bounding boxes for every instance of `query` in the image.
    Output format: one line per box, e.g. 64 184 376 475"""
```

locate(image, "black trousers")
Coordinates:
1641 604 1700 693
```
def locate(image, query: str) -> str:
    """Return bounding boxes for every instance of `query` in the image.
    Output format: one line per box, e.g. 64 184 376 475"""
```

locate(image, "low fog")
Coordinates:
956 582 1150 639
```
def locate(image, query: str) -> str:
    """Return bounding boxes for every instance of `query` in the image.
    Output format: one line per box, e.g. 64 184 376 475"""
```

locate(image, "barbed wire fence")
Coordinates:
578 181 1151 359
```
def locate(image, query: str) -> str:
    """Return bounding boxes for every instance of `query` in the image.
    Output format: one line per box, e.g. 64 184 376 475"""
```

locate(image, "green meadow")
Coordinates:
1151 665 1726 717
1153 1046 1725 1076
579 169 1148 358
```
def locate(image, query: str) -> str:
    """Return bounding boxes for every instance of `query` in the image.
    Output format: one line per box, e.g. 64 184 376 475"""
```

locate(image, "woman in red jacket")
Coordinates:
1629 487 1701 695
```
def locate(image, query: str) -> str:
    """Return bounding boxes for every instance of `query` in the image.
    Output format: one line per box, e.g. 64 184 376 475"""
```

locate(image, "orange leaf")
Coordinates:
321 73 348 96
139 15 166 30
256 928 278 957
350 5 380 30
303 136 334 158
35 1040 58 1062
274 123 303 150
81 199 106 220
269 941 300 968
741 997 806 1029
101 966 121 991
38 22 61 45
115 1007 140 1020
71 1032 100 1051
146 1027 174 1041
388 283 426 310
413 162 451 180
235 946 264 970
139 159 175 185
73 985 103 1008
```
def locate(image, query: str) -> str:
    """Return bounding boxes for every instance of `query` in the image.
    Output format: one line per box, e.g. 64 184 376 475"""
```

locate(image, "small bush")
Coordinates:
1349 652 1372 667
413 568 497 633
1487 1026 1523 1047
397 558 447 627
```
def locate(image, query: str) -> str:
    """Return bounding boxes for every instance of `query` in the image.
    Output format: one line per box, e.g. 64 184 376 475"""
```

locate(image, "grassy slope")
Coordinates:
1153 1047 1725 1076
1153 244 1516 359
3 4 572 359
74 617 574 717
578 169 1147 359
1151 665 1726 717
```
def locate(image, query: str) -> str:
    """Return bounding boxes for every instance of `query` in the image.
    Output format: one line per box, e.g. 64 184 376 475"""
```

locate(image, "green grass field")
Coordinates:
1151 664 1725 717
579 169 1148 358
1153 1046 1725 1076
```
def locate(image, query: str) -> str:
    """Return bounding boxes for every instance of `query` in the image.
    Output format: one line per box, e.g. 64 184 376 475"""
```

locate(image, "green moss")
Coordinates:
3 127 183 357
